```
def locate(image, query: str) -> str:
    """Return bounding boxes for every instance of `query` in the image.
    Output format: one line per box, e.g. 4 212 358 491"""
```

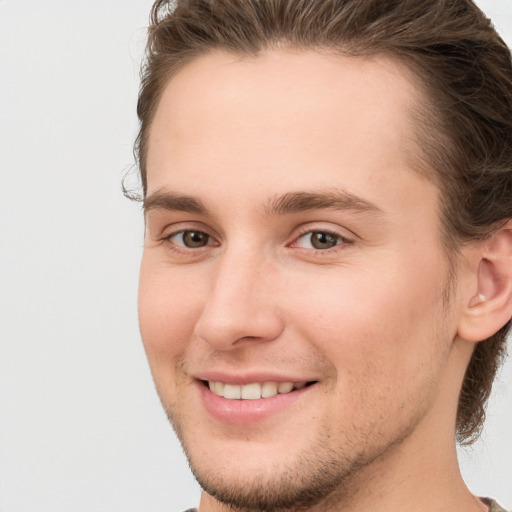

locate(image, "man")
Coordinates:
132 0 512 511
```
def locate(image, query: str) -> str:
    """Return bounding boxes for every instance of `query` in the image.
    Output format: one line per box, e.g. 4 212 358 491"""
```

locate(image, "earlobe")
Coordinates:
457 221 512 343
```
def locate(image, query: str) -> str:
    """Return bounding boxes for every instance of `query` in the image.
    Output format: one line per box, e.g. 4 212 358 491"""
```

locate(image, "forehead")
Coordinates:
146 50 434 217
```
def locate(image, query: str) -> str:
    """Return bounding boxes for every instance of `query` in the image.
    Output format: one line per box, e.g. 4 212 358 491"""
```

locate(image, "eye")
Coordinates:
293 230 347 250
168 230 213 248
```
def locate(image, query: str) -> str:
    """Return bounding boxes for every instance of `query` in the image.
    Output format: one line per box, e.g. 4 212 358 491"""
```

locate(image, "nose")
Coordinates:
193 247 284 351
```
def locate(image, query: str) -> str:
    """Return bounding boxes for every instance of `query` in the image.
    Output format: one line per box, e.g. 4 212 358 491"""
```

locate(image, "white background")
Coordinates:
0 1 511 511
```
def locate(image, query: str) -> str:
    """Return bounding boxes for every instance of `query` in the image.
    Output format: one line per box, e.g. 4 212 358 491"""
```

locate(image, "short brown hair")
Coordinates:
134 0 512 444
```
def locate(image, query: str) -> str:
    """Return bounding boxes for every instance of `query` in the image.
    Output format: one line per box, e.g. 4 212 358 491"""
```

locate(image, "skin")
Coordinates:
139 50 491 512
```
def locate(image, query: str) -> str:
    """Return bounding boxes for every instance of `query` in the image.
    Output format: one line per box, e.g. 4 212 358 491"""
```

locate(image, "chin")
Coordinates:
188 440 351 511
159 372 431 511
171 414 386 512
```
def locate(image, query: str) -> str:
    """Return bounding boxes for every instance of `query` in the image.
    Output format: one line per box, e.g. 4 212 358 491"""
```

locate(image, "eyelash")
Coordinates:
160 227 353 257
161 229 218 255
290 227 353 256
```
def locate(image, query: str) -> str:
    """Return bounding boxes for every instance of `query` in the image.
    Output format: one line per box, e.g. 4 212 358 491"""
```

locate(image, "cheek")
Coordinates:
283 258 450 379
285 269 450 437
138 257 202 383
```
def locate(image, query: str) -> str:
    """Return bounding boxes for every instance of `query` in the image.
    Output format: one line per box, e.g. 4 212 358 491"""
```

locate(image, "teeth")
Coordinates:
216 382 225 396
241 383 261 399
277 382 294 393
208 381 308 400
223 384 241 399
261 381 278 398
209 381 225 396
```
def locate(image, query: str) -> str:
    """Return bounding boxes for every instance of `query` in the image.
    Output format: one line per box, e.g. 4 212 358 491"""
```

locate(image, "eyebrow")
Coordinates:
143 188 382 217
144 190 209 215
265 189 382 216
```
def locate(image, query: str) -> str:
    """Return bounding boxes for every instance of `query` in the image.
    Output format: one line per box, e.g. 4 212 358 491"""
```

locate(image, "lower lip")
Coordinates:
198 382 314 425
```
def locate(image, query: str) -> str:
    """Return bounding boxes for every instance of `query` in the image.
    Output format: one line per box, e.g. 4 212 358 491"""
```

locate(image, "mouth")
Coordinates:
197 377 318 424
203 380 316 400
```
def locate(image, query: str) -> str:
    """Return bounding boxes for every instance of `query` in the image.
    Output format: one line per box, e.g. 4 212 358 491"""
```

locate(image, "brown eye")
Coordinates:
293 230 346 251
172 230 211 248
309 231 340 249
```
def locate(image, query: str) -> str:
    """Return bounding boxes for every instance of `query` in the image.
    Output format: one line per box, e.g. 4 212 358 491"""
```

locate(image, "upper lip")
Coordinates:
194 371 318 385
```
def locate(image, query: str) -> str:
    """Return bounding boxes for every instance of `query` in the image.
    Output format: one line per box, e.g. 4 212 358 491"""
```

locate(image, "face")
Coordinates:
139 51 465 511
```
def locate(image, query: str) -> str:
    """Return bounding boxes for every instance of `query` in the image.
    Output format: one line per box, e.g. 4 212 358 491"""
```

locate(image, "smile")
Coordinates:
207 381 308 400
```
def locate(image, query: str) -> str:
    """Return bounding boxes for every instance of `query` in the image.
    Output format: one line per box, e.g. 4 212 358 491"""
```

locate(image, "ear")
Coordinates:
457 220 512 343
